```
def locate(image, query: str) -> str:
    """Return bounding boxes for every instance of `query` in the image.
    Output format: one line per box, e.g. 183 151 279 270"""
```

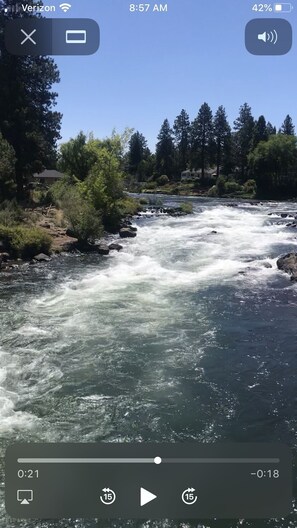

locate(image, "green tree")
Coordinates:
248 134 297 197
156 119 175 178
128 131 149 177
0 0 62 200
191 103 214 180
266 122 277 136
81 147 125 232
253 115 268 147
234 103 254 179
0 133 16 200
213 106 232 177
173 109 191 173
58 132 97 180
280 115 295 136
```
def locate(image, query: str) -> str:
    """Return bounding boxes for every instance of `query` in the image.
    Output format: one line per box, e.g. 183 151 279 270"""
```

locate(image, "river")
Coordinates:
0 196 296 528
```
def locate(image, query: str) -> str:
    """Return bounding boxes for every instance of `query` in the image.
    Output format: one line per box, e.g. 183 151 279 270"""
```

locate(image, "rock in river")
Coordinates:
109 243 123 251
119 227 137 238
277 253 297 281
33 253 51 262
96 243 110 255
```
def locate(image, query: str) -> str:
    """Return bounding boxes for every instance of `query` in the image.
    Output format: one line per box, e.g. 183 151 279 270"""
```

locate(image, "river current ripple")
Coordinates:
0 196 296 528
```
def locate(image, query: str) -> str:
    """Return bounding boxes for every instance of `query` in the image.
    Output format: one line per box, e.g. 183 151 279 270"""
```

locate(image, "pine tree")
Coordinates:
266 122 277 136
191 103 213 180
0 0 62 200
213 106 231 177
156 119 175 178
233 103 254 179
173 109 191 173
128 131 148 174
281 115 295 136
253 116 268 148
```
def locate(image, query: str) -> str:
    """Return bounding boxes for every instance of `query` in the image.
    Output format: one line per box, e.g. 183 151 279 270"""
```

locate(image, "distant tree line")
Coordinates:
127 103 297 198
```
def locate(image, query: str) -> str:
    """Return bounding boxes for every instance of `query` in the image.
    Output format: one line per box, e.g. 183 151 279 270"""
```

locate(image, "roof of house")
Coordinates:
33 169 64 179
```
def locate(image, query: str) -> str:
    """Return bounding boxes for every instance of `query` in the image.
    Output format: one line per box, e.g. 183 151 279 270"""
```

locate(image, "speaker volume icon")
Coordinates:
258 29 278 44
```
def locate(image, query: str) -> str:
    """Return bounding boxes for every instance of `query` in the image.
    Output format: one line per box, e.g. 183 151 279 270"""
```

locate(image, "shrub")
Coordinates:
117 196 140 216
0 225 52 259
0 200 24 226
157 174 169 186
179 202 193 214
139 197 149 205
143 181 157 190
60 187 103 242
224 180 243 193
244 179 257 195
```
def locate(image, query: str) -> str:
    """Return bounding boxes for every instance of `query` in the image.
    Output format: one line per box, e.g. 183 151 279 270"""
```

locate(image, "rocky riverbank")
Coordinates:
0 204 192 272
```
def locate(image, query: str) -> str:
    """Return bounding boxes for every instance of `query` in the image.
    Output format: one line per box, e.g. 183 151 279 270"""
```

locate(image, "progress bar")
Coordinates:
17 457 280 464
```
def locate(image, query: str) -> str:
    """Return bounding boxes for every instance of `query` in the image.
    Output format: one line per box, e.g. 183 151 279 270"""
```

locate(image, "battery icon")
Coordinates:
274 3 293 12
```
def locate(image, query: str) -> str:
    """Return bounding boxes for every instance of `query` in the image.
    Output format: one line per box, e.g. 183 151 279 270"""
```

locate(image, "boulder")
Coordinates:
109 243 123 251
33 253 50 262
210 230 218 235
96 243 110 255
119 228 137 238
280 213 288 218
277 253 297 281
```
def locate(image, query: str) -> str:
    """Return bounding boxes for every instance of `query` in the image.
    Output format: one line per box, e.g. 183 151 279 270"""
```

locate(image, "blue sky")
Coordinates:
50 0 296 150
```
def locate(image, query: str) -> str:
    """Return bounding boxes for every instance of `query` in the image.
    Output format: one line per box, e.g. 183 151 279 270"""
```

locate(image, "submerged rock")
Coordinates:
262 262 273 269
277 253 297 281
109 243 123 251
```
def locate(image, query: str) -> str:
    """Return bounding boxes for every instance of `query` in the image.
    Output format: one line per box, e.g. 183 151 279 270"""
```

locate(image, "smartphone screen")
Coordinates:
0 1 296 527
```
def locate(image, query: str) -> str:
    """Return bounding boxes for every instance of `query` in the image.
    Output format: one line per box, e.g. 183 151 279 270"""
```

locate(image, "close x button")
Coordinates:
5 18 100 56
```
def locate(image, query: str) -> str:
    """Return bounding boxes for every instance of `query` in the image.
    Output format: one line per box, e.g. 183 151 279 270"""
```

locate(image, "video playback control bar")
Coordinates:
5 443 292 519
5 18 100 56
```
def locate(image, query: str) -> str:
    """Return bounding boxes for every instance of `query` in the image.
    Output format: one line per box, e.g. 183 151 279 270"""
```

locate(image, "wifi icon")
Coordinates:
60 3 71 12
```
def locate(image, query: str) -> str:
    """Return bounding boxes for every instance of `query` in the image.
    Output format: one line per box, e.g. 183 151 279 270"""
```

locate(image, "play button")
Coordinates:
140 487 157 507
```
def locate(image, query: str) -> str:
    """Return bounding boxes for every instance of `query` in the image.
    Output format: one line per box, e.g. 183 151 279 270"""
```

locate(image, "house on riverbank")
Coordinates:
33 169 65 186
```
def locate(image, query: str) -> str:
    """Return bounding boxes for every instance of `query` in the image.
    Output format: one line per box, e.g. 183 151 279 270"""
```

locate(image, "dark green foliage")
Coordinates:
0 133 16 199
266 122 277 136
0 0 62 200
128 131 150 178
157 174 169 186
179 202 193 214
280 115 295 136
0 224 52 258
173 109 191 172
234 103 254 179
248 134 297 197
191 103 214 180
253 116 268 147
213 106 232 177
156 119 175 178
